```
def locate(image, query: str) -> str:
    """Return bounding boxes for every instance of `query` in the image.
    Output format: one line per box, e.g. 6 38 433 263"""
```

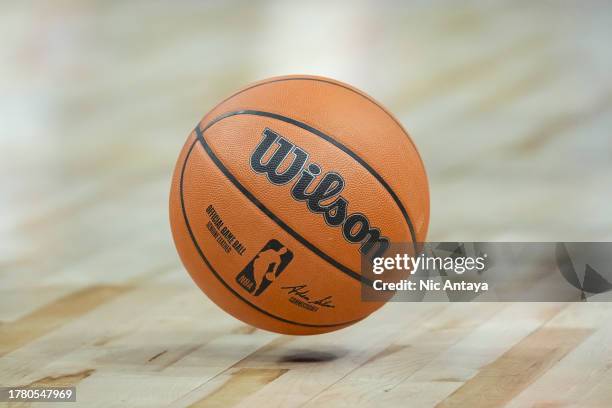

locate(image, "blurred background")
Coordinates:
2 0 612 314
1 2 612 406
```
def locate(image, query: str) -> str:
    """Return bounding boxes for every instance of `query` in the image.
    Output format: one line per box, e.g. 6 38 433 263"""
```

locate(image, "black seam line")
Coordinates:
195 123 374 287
197 109 418 251
180 139 361 328
212 76 425 160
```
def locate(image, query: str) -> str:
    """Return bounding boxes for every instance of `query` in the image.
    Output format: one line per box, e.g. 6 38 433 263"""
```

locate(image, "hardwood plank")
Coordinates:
0 285 132 358
506 303 612 407
436 327 593 408
189 368 288 408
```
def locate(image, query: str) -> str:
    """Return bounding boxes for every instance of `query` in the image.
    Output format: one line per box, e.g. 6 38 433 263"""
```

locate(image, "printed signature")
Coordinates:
280 284 335 308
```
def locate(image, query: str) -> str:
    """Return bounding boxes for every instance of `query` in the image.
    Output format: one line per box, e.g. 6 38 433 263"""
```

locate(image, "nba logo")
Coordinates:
236 239 294 296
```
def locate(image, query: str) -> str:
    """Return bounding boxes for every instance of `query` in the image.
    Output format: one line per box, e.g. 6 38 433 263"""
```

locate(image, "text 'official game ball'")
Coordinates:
169 75 429 335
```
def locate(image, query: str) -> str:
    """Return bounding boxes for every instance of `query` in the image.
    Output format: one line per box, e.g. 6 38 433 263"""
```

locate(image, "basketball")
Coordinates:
169 75 429 335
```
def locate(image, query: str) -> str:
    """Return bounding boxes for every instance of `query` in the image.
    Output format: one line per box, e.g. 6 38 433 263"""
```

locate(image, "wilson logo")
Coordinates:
250 128 389 260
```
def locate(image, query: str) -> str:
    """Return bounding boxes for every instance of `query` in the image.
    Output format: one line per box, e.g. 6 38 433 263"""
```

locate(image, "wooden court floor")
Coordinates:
1 1 612 407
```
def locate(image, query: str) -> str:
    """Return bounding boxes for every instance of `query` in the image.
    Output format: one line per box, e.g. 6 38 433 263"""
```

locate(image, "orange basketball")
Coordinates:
169 75 429 335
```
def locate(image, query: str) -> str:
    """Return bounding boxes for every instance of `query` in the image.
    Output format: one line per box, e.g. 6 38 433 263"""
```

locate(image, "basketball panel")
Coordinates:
169 134 390 332
196 75 429 241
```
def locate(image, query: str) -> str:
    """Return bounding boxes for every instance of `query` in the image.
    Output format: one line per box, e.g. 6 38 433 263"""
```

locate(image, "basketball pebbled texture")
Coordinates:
169 75 429 335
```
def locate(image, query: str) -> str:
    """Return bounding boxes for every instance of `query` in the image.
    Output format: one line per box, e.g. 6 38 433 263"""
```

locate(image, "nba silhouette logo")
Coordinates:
236 239 294 296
